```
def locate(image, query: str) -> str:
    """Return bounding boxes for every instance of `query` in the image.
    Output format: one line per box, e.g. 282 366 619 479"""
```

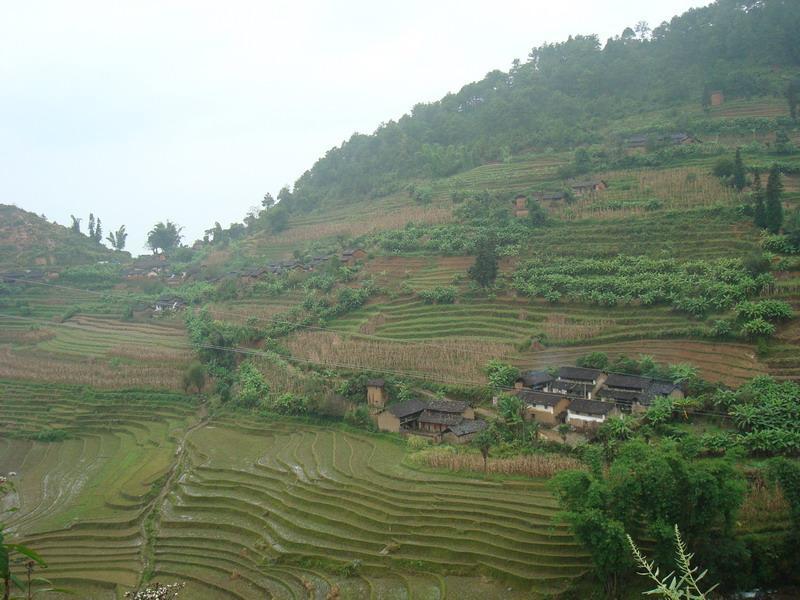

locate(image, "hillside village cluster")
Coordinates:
366 366 685 444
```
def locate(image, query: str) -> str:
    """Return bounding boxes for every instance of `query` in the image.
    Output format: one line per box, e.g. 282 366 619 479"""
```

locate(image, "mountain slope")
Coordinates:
0 204 120 268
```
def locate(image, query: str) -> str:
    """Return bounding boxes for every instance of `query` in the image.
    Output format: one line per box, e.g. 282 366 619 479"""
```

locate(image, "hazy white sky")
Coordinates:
0 0 706 253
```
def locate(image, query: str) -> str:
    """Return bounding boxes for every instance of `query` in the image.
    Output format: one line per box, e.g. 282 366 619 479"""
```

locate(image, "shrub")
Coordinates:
577 352 609 370
417 286 457 305
270 393 309 415
235 362 269 408
741 318 776 339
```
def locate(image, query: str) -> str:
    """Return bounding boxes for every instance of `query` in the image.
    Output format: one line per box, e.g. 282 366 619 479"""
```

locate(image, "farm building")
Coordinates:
597 388 646 413
535 191 566 202
366 379 388 413
442 419 488 444
566 399 620 430
549 367 605 399
374 398 476 440
625 134 649 149
340 248 367 265
152 297 188 313
375 399 427 433
514 390 571 425
513 194 529 218
514 370 553 391
710 90 724 106
570 180 606 195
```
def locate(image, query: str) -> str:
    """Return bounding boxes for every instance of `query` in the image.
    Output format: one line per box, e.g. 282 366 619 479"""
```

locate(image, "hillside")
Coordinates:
0 204 120 268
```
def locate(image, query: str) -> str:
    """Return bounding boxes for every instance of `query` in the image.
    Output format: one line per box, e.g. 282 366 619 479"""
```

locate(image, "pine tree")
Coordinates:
752 171 766 229
88 213 95 240
93 218 102 243
732 148 746 191
765 164 784 234
467 236 498 288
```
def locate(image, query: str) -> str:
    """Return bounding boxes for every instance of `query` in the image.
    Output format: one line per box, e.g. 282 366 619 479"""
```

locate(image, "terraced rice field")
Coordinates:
157 420 587 599
0 381 197 597
0 380 589 599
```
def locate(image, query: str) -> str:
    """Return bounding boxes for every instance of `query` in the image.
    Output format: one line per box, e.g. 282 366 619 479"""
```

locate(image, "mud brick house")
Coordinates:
710 90 724 106
366 379 388 414
570 180 607 195
549 367 605 399
513 194 529 218
566 398 620 430
375 399 427 433
374 397 476 441
514 390 571 425
514 370 553 391
442 419 488 444
536 191 566 202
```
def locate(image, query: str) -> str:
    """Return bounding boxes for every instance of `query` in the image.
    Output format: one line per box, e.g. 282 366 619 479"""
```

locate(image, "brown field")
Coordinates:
547 168 739 221
417 449 585 478
256 203 453 247
0 345 187 390
286 330 515 383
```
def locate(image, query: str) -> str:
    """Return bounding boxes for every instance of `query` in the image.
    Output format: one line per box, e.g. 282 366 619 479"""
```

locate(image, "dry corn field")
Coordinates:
417 450 585 478
286 330 515 383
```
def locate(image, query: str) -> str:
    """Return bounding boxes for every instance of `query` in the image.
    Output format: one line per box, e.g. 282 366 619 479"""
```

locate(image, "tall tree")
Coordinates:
93 217 102 243
262 192 275 210
146 221 183 255
106 225 127 251
765 164 784 234
752 171 767 229
787 80 799 121
69 215 81 234
87 213 96 240
467 236 498 288
732 148 746 191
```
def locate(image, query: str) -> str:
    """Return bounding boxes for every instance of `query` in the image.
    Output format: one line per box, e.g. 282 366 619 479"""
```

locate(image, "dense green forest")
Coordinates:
274 0 800 209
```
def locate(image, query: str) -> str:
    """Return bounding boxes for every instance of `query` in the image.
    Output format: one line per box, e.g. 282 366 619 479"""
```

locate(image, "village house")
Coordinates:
710 90 724 106
625 134 649 149
152 297 188 313
515 390 571 425
535 191 566 202
513 194 529 218
442 419 488 444
566 398 620 430
366 379 388 414
374 397 476 441
340 248 367 266
570 179 607 196
375 399 427 433
548 367 605 399
597 388 645 413
514 370 553 391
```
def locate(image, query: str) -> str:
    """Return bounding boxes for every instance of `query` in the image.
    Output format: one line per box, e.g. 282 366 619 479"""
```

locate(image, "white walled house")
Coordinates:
566 399 620 430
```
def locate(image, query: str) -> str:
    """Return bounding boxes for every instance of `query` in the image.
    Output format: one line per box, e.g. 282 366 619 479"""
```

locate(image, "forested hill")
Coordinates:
279 0 799 211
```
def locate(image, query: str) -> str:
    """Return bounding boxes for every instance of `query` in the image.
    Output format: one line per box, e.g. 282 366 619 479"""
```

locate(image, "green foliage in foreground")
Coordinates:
551 441 746 595
628 525 718 600
513 255 772 318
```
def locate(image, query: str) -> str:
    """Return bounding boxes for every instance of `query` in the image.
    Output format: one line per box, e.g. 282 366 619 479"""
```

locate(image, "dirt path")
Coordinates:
135 402 209 588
